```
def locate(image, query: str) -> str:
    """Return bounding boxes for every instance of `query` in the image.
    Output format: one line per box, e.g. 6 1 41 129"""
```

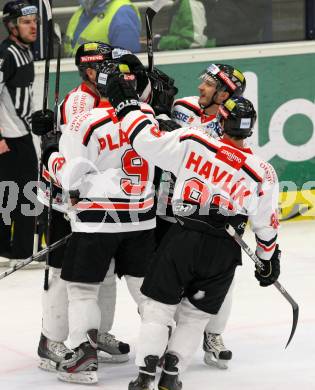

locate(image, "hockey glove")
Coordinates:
31 109 54 136
106 74 140 120
157 117 181 132
149 67 178 116
41 131 61 167
255 245 281 287
119 54 149 101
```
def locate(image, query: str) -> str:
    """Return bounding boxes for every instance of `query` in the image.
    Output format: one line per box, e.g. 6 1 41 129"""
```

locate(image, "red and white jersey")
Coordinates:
172 96 222 138
47 101 156 233
121 110 280 260
158 96 221 220
39 82 100 212
58 82 100 132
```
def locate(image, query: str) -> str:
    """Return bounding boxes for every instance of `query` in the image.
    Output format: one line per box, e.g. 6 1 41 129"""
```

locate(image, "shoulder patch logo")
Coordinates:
216 145 246 170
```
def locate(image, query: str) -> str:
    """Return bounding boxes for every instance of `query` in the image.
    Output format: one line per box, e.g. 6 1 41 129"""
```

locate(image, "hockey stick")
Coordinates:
225 224 299 348
44 21 62 291
279 203 311 221
33 0 53 256
42 0 53 112
0 234 72 281
145 0 169 72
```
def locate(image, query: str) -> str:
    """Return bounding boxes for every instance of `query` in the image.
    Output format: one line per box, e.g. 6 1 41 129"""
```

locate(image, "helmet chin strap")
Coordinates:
200 91 220 110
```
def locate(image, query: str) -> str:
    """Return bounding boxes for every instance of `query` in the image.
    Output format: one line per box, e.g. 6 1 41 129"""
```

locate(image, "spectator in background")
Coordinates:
201 0 272 46
158 0 215 50
64 0 141 56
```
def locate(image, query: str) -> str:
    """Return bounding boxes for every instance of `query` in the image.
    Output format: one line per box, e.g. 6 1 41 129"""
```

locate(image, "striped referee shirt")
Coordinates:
0 38 35 138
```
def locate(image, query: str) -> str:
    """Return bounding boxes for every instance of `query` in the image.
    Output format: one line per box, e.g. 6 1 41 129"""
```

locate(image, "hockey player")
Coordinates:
42 58 157 384
104 76 280 390
31 42 132 372
157 63 247 368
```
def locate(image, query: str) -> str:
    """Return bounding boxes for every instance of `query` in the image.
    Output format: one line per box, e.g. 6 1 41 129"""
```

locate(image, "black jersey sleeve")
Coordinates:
0 50 16 87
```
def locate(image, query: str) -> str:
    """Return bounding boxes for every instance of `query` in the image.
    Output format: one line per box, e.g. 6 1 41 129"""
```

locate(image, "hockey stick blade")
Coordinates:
53 22 62 44
150 0 170 14
280 203 310 221
225 224 299 348
0 233 72 281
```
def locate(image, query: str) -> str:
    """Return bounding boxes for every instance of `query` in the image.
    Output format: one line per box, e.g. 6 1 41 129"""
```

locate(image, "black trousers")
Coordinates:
142 223 242 314
0 134 38 258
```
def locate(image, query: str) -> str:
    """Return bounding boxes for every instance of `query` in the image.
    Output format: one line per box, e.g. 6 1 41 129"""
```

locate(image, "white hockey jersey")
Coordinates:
157 96 221 219
121 110 280 260
47 101 157 233
172 96 222 137
39 82 99 212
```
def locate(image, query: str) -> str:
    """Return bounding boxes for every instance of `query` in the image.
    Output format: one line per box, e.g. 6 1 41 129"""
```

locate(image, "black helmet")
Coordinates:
75 42 131 80
218 96 256 139
3 0 38 24
96 61 136 97
200 63 246 96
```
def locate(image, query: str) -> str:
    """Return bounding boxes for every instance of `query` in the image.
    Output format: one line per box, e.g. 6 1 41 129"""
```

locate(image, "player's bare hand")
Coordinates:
0 139 10 155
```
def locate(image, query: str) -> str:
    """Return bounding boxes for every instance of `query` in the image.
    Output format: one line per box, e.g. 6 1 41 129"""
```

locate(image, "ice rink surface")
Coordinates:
0 220 314 390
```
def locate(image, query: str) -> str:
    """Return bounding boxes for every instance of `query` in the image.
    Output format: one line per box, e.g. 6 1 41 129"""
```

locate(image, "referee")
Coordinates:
0 1 39 267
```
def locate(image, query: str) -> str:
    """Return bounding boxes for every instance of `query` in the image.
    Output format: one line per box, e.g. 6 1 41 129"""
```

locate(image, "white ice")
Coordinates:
0 220 314 390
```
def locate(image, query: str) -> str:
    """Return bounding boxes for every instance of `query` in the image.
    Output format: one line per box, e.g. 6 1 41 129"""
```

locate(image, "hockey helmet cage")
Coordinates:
96 61 136 97
218 96 256 139
200 63 246 96
3 0 38 24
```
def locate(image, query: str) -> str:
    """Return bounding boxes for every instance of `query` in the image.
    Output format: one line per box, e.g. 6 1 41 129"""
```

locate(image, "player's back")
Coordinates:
59 101 156 233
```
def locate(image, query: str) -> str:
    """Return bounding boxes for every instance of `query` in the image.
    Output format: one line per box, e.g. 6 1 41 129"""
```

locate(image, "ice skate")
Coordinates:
97 331 130 363
203 332 232 369
158 352 182 390
57 329 98 384
38 333 73 372
128 355 159 390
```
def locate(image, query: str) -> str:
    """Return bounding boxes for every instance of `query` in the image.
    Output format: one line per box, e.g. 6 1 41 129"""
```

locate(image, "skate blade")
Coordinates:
57 370 98 384
38 358 57 372
204 353 229 369
97 350 129 363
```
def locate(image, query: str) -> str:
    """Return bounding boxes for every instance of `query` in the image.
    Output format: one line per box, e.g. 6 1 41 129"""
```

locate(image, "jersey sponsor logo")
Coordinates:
259 161 276 184
70 111 91 132
173 110 189 122
80 54 104 63
216 146 246 170
205 120 222 135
